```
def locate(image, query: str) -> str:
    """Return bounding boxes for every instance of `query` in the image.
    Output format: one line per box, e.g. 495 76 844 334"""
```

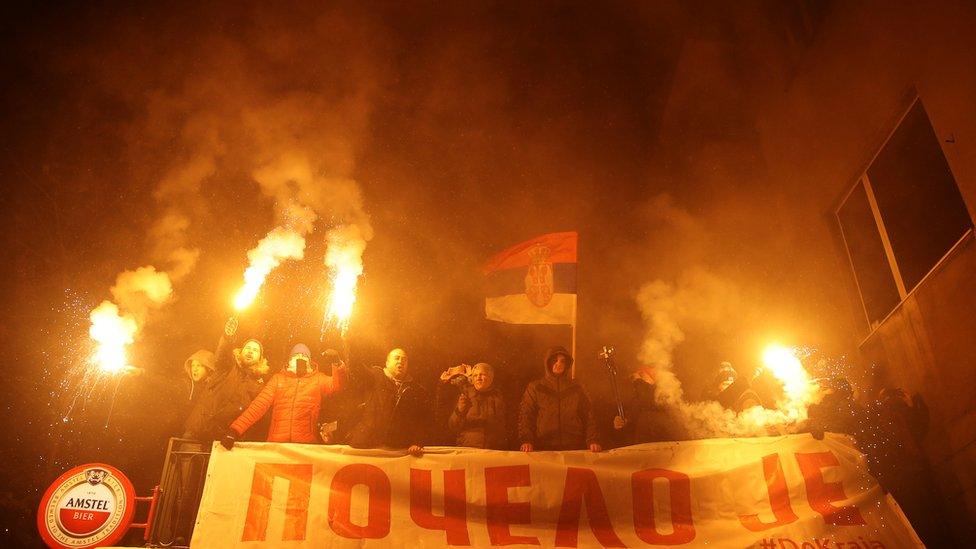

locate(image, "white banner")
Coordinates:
192 434 921 548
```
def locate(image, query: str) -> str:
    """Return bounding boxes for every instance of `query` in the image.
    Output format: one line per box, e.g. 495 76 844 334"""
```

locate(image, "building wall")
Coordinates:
752 0 976 539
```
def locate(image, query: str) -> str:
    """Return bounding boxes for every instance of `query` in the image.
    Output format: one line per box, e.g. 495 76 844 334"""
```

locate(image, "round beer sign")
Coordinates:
37 463 136 548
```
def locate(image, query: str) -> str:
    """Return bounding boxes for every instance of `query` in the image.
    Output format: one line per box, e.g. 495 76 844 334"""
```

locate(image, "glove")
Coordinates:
220 431 237 450
224 316 238 337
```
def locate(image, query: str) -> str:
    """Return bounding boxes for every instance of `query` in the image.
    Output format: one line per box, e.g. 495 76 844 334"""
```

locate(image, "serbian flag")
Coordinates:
483 231 577 325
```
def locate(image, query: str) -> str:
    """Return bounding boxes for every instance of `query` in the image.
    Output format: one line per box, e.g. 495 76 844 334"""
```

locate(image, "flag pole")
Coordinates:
571 312 577 379
571 232 578 379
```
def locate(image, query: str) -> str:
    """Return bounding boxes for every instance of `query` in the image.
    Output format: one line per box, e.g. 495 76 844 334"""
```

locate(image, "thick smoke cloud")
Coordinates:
0 9 869 539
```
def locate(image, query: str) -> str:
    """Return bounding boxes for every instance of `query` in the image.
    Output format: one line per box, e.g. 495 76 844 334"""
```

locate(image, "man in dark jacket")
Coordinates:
347 348 428 456
448 363 507 449
200 316 270 442
612 366 686 445
806 377 865 440
518 346 601 452
861 388 950 547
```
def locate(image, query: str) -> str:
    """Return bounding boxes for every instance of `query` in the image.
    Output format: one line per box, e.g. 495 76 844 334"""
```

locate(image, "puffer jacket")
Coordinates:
230 364 346 443
347 366 429 449
518 348 599 450
449 385 507 449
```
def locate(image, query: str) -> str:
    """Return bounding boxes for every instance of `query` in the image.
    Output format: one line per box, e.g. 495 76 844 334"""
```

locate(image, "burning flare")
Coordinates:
322 225 366 337
761 344 815 402
88 301 137 374
233 227 307 311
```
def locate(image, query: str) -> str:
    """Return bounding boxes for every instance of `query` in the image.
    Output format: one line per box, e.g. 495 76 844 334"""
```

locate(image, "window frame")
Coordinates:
834 96 974 341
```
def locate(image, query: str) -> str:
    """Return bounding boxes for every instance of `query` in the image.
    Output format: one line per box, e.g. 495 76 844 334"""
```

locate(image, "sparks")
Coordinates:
321 225 366 338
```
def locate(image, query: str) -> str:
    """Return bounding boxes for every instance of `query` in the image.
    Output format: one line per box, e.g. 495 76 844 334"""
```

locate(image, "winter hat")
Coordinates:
290 343 312 359
183 349 216 375
544 346 574 369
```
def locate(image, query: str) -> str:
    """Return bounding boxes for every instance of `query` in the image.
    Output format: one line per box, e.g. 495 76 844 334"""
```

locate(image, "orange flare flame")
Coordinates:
88 301 137 374
322 226 366 337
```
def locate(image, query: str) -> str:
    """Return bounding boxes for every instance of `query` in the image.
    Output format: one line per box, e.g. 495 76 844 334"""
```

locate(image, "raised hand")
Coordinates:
224 316 239 337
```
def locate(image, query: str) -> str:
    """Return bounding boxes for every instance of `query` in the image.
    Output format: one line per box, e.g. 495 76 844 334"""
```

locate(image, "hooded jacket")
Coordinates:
181 350 217 439
448 384 507 449
230 358 346 443
347 366 429 449
518 347 599 450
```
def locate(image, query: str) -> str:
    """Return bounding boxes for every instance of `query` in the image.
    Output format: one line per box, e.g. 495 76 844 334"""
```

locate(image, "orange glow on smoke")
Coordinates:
233 227 306 310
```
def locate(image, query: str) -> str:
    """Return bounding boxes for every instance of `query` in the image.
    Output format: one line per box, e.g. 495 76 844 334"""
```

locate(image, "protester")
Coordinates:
317 348 361 444
346 348 428 456
180 349 216 440
221 343 346 447
518 346 601 452
862 388 950 547
206 316 270 441
446 363 507 449
749 365 782 408
612 366 686 445
433 364 471 446
703 362 762 413
806 377 865 440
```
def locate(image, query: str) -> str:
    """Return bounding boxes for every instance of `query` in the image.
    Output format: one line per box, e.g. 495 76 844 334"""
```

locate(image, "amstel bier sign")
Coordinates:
37 463 135 548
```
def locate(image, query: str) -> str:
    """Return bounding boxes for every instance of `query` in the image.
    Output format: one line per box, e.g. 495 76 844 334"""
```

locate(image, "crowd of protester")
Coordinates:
174 316 949 545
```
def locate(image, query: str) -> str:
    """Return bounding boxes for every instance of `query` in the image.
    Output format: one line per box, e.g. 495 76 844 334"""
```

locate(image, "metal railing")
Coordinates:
146 438 211 547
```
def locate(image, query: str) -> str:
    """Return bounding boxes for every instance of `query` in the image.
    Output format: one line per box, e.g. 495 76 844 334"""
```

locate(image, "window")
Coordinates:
837 99 973 329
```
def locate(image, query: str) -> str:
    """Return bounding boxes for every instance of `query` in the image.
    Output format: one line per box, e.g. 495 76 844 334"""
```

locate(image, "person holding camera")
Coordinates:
447 363 508 450
221 343 346 447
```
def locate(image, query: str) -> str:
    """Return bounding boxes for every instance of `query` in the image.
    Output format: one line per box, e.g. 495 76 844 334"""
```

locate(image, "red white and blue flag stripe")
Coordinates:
483 231 577 325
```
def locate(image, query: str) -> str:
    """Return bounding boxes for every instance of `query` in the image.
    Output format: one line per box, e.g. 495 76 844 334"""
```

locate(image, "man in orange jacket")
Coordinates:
221 343 346 447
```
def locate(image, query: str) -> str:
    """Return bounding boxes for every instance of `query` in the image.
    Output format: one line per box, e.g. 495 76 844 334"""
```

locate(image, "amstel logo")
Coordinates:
37 463 135 549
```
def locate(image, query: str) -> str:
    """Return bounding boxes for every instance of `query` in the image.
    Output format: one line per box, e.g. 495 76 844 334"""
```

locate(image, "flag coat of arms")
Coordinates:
483 231 577 325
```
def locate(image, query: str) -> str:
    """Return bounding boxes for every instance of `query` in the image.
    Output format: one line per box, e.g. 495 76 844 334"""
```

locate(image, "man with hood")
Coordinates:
347 348 428 456
205 316 270 441
703 362 762 413
447 363 507 449
518 346 601 452
180 349 216 440
221 343 346 446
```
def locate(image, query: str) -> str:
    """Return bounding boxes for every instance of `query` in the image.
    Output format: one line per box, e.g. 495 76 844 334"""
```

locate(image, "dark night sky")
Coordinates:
0 2 857 544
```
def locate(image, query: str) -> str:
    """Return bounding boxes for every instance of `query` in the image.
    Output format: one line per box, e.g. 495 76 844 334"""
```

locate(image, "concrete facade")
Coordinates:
751 0 976 541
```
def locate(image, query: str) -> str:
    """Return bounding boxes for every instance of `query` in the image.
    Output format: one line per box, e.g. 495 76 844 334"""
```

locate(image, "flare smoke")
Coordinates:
636 273 819 438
